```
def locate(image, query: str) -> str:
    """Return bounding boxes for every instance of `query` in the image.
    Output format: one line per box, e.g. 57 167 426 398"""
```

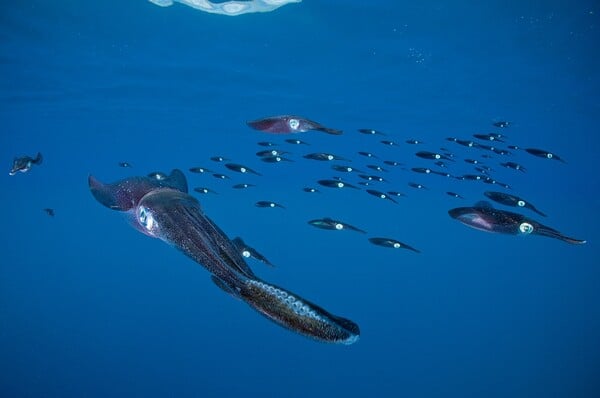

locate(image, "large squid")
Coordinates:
88 169 359 344
247 115 343 135
448 202 586 245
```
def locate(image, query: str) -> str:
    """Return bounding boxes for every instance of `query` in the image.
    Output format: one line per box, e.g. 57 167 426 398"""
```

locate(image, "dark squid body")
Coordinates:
448 204 585 244
247 115 342 135
88 170 359 344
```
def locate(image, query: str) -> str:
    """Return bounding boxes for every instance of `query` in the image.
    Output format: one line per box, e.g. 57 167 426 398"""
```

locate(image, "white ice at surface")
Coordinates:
148 0 301 16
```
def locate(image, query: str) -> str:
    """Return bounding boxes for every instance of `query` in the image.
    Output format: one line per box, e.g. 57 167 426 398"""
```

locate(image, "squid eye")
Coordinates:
288 118 300 130
242 250 251 258
517 200 525 207
335 223 344 230
138 207 147 224
138 206 155 231
519 222 534 234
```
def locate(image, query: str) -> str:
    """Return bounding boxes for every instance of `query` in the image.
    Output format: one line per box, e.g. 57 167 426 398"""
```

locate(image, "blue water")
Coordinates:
1 1 599 397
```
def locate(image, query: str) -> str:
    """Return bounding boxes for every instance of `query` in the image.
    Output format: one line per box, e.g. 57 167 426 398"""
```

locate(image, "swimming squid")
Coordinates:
88 169 359 344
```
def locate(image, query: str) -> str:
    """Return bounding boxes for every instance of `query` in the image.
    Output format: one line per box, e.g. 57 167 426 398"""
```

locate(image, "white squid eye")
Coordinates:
547 153 553 159
335 223 343 230
138 206 155 231
242 250 251 258
517 200 525 207
288 118 300 130
519 222 534 234
393 242 401 248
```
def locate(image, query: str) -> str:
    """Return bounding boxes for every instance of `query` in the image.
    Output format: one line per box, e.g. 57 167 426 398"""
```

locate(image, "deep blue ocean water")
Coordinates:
1 1 599 397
